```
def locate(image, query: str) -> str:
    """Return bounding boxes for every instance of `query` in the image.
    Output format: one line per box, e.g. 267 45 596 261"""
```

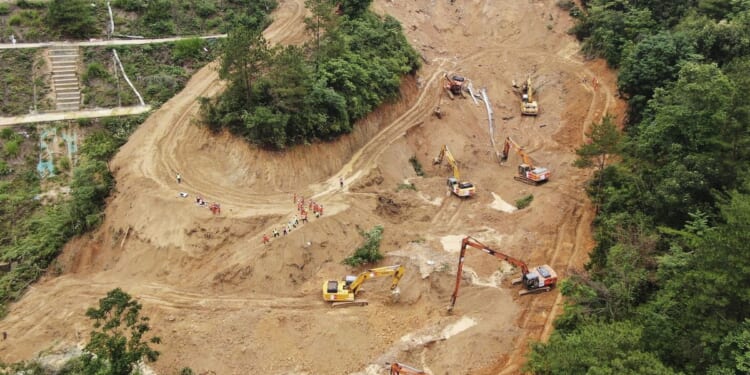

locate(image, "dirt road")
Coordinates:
0 0 623 374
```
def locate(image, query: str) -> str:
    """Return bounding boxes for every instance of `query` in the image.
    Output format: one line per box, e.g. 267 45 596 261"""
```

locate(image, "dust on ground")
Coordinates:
0 0 622 374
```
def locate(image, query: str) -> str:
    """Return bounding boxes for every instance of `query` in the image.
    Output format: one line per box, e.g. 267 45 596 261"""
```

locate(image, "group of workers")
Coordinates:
262 194 325 245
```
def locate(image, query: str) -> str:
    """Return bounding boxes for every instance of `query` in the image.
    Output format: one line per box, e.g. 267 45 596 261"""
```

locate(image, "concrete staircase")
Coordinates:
49 45 81 111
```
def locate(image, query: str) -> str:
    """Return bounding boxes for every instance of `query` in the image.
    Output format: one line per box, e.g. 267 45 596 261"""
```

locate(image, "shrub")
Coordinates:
3 140 20 158
396 183 416 191
195 0 216 18
173 38 205 63
0 129 13 140
343 225 384 266
8 15 22 26
111 0 147 12
0 160 13 176
48 0 98 39
83 62 108 82
57 156 70 172
409 155 424 176
16 0 46 9
0 3 10 15
516 194 534 209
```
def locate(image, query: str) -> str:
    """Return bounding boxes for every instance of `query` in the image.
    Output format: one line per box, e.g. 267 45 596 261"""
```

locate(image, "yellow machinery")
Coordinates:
501 137 550 185
520 76 539 116
433 145 476 198
322 264 405 307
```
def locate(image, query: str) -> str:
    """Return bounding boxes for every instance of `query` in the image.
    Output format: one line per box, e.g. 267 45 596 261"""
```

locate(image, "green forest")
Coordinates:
526 1 750 374
200 0 420 149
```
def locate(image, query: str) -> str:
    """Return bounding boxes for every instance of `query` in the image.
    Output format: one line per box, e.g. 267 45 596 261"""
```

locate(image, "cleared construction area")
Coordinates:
0 0 624 373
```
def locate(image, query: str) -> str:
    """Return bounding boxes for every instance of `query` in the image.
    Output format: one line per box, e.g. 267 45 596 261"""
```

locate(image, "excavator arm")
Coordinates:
526 76 534 103
448 236 533 311
501 137 533 168
433 145 460 180
388 362 427 375
349 264 405 295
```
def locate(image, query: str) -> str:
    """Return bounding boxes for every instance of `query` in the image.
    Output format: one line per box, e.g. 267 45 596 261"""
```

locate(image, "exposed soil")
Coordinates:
0 0 624 374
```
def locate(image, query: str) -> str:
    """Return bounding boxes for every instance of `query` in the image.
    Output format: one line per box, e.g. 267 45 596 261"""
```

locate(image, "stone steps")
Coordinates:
49 45 81 111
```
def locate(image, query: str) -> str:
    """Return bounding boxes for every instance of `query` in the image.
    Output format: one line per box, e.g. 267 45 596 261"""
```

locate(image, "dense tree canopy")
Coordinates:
201 0 419 149
527 1 750 374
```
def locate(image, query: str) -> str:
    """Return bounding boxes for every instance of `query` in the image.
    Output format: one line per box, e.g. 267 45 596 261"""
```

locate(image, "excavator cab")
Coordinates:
448 75 465 95
447 177 475 198
444 73 467 99
518 265 557 293
518 164 550 183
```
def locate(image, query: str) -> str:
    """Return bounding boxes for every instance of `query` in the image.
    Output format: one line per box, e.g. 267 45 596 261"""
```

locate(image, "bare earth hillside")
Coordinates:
0 0 625 374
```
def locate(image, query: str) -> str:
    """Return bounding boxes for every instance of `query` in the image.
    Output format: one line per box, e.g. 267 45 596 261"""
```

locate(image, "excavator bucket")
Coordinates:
391 287 401 302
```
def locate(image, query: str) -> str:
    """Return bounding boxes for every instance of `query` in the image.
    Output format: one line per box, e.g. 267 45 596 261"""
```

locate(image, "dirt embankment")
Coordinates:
0 0 623 374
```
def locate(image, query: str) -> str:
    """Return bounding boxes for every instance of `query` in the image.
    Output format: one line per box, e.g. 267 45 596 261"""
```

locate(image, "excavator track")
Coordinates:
513 176 542 185
331 300 369 308
518 287 551 296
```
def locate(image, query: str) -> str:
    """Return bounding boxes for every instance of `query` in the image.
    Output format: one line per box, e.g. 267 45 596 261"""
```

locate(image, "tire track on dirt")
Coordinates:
127 0 309 217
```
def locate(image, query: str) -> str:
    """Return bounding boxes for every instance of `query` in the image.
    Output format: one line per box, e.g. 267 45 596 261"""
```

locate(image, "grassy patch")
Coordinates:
0 1 277 43
81 41 218 107
396 183 417 192
516 194 534 209
0 49 52 116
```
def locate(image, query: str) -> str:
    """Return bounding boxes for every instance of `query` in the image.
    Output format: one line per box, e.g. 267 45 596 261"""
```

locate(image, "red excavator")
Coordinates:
501 136 550 185
387 362 427 375
448 236 557 312
444 73 467 99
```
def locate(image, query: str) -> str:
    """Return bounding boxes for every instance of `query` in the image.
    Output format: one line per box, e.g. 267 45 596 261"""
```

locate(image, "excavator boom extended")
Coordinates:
388 362 427 375
433 145 476 198
448 237 557 311
501 137 550 185
323 264 406 307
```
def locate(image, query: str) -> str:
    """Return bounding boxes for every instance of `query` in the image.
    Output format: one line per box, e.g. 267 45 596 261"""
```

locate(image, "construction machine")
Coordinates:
444 73 467 99
448 236 557 311
387 362 427 375
519 76 539 116
322 264 405 308
433 145 476 198
501 137 550 185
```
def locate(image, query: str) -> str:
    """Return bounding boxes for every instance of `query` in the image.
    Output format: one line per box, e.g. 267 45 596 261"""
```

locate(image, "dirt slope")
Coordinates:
0 0 624 374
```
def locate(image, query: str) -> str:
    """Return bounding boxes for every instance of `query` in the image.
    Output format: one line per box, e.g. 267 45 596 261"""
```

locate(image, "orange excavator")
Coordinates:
448 236 557 312
444 73 467 99
387 362 427 375
501 136 550 185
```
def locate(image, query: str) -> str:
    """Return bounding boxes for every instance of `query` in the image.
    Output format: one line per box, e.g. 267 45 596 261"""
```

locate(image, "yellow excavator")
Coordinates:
501 137 550 185
519 76 539 116
433 145 476 198
322 264 406 308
